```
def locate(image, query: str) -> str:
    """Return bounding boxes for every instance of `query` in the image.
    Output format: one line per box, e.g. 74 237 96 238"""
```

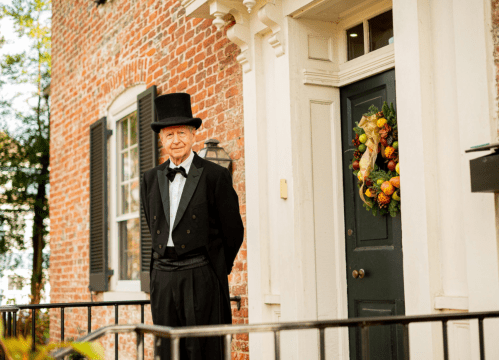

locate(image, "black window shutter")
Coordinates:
89 117 110 292
138 86 158 293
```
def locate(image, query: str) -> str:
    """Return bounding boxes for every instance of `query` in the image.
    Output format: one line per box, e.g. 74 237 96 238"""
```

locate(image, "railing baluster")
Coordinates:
61 308 64 342
87 306 91 334
31 308 36 352
402 323 410 360
140 304 145 360
12 312 16 337
478 317 485 360
274 330 281 360
2 312 6 338
7 312 11 337
136 330 144 360
442 320 449 360
319 328 325 360
361 325 370 360
115 305 119 360
224 334 232 360
171 336 180 360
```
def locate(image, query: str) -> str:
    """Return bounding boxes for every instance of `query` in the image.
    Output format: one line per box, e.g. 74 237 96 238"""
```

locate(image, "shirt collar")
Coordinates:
171 150 194 171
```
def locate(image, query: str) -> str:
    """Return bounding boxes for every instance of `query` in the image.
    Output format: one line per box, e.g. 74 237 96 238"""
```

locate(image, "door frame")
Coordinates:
286 14 399 360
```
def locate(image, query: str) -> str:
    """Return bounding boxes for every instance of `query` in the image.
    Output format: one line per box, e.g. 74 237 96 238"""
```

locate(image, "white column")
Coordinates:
392 0 438 358
452 0 499 358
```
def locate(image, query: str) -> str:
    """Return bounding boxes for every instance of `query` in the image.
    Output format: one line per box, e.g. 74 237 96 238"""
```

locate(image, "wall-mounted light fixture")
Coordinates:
198 139 233 171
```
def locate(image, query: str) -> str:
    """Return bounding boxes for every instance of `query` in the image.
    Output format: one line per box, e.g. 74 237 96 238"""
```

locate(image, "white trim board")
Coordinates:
303 43 394 87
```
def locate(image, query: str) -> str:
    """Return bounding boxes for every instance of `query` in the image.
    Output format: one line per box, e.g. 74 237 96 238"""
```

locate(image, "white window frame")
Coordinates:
104 84 148 300
338 1 393 64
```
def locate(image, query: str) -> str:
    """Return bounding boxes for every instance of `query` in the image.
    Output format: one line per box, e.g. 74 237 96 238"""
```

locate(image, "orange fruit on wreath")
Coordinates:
377 192 391 205
389 176 400 188
385 146 395 158
381 181 395 196
365 188 375 198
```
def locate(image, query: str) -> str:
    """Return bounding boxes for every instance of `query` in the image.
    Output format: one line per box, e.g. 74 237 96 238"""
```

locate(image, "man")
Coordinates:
140 92 244 360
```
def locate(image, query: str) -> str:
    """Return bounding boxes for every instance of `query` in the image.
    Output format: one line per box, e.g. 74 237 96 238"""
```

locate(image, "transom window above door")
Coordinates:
347 10 393 61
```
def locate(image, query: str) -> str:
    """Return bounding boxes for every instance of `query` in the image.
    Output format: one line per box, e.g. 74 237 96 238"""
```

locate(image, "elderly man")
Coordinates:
140 93 244 359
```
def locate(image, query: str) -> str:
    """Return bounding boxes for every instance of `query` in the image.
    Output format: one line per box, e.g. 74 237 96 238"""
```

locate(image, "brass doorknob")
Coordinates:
352 269 365 279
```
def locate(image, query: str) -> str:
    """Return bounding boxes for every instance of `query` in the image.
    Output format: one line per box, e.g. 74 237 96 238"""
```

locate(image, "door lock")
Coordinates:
347 229 353 236
352 269 365 279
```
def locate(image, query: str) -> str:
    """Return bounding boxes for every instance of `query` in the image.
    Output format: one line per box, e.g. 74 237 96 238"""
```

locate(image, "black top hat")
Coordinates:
150 93 202 133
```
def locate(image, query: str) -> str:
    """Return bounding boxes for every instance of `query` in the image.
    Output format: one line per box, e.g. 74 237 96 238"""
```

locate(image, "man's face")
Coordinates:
159 125 196 165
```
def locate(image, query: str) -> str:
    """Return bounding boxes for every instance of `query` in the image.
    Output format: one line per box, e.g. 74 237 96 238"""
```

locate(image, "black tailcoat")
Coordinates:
140 152 244 324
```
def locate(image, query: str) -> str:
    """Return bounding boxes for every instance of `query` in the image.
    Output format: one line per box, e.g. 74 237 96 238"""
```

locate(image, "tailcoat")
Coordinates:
140 152 244 324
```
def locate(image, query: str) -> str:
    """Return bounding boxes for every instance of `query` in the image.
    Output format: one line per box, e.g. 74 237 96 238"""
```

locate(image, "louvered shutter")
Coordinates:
138 86 158 293
89 117 110 292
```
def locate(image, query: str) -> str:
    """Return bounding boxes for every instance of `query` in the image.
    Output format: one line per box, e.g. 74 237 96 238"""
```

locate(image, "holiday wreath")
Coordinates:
349 102 400 217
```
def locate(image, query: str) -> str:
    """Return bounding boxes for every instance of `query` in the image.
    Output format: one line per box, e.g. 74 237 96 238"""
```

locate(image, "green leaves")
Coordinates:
353 121 365 135
365 105 378 116
0 320 105 360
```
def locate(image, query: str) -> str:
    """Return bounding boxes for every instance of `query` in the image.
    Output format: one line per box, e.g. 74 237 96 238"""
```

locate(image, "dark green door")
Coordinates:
340 69 405 360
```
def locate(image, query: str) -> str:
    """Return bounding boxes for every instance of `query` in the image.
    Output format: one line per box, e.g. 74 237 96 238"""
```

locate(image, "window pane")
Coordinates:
369 10 393 52
119 218 140 280
122 152 130 181
121 183 129 214
130 112 138 146
131 147 139 179
206 149 218 159
130 180 139 212
347 23 364 61
121 118 129 150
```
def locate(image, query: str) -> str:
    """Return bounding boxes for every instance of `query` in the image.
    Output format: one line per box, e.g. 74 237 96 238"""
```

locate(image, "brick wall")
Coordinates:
49 0 247 358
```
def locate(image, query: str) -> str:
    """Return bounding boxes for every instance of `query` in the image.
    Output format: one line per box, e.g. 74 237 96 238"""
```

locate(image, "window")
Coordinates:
90 83 156 298
117 111 140 281
369 10 393 52
8 275 24 291
347 23 365 61
346 10 393 61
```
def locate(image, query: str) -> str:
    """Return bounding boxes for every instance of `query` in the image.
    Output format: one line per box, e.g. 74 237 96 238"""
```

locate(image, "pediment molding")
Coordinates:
303 47 395 87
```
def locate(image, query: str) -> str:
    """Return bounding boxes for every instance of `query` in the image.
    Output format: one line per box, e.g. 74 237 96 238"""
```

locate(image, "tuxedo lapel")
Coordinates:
172 155 204 231
157 160 170 228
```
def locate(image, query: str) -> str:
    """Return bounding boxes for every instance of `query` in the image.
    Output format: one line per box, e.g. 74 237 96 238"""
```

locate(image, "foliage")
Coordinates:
0 0 51 304
349 102 401 217
12 309 50 346
0 321 104 360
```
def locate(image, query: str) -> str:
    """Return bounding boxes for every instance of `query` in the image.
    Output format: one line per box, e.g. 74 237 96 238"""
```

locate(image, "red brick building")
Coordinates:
49 0 247 358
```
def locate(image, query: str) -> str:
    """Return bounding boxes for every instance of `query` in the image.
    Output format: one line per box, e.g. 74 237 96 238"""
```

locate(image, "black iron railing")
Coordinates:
0 296 241 359
49 309 499 360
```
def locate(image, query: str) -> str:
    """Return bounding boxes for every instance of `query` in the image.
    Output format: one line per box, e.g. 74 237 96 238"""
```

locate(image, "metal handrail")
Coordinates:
51 309 499 360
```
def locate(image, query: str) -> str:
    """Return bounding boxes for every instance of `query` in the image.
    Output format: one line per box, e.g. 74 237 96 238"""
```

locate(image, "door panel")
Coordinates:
340 69 405 360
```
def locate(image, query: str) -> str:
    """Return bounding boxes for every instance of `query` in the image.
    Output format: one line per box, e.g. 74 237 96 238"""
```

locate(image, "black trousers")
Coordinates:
150 264 224 360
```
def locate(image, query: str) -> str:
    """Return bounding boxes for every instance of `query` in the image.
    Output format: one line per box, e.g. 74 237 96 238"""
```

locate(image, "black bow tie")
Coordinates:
166 166 187 182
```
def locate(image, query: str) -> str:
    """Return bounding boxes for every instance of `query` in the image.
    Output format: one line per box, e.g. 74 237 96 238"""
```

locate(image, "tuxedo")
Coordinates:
140 152 244 358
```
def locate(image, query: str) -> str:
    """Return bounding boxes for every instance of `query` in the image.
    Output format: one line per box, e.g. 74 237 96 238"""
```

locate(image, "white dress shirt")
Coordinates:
167 150 195 247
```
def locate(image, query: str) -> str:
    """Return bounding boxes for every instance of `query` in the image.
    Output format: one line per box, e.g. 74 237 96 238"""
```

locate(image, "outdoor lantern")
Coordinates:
198 139 232 171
